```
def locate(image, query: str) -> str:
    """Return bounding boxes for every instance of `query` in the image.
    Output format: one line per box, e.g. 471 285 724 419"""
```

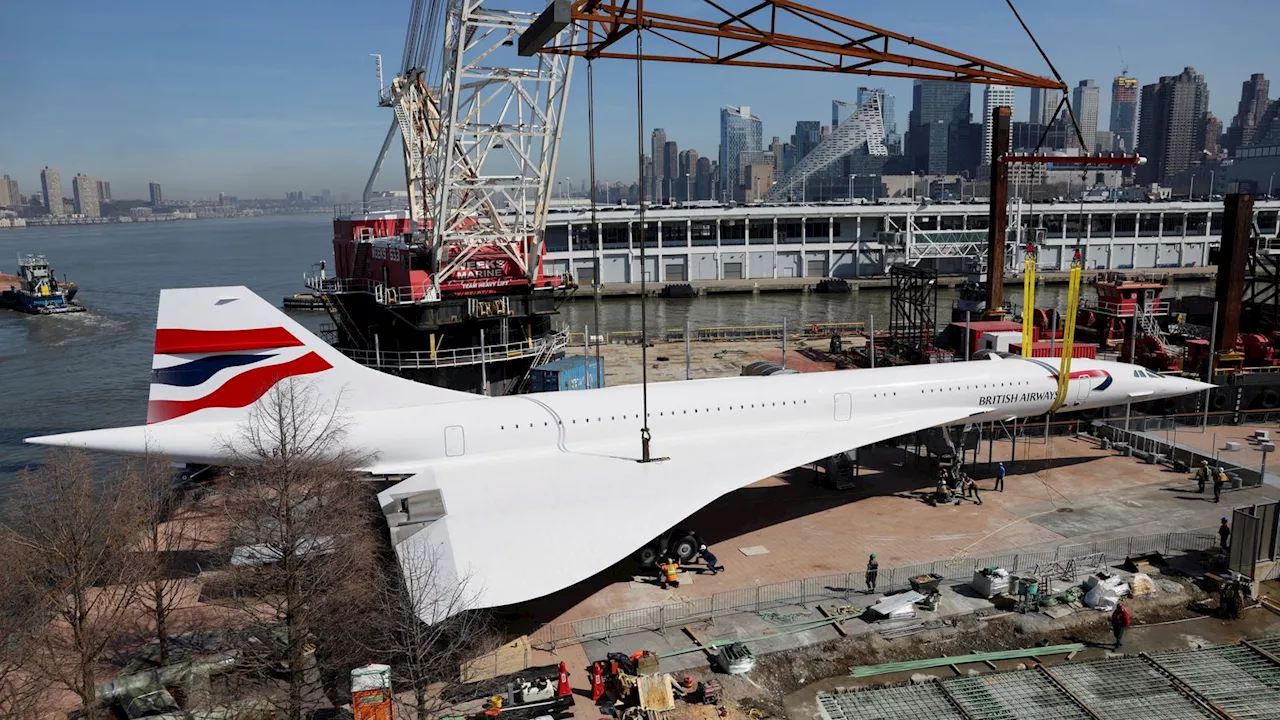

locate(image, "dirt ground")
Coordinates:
643 575 1280 720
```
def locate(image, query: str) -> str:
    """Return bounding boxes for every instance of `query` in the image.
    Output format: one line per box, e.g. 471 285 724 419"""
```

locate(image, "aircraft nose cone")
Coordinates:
1179 379 1216 395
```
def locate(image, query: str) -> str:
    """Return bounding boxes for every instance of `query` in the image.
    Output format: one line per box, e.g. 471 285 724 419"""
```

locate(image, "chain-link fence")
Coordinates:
526 530 1218 650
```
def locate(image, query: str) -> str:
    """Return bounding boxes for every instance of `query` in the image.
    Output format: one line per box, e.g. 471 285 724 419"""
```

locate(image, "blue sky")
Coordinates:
2 0 1276 200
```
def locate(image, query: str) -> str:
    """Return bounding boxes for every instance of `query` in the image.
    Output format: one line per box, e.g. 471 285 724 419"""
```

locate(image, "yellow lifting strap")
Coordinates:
1049 258 1084 414
1020 252 1036 357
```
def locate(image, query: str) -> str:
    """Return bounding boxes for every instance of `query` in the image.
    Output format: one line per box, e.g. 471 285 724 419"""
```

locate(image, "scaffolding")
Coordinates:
818 638 1280 720
887 265 939 364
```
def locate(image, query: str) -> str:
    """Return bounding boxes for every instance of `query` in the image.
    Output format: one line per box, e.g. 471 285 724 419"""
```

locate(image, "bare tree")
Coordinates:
127 451 199 667
373 544 497 720
219 379 379 720
0 532 44 718
0 450 143 716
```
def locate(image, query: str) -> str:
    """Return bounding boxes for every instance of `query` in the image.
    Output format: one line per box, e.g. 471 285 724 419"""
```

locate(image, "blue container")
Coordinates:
530 356 603 392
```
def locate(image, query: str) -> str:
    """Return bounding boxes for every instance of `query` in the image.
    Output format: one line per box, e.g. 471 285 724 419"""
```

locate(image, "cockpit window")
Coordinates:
1134 370 1143 378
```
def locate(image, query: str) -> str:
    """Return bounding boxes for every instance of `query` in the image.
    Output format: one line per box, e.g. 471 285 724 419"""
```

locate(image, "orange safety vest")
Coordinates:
663 562 678 581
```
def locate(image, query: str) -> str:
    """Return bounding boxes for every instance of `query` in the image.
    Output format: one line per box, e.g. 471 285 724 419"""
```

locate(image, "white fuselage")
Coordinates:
111 356 1202 472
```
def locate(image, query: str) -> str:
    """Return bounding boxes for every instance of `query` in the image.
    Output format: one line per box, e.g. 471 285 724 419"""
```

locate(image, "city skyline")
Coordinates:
2 0 1278 196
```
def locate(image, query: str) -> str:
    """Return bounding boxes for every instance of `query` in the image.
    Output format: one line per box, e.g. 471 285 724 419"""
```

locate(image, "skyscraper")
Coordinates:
677 148 699 201
41 167 64 216
719 105 762 201
149 182 164 207
95 180 112 202
1110 74 1140 152
857 87 899 153
695 156 713 201
1029 82 1062 125
1072 80 1100 152
1138 67 1211 184
1227 73 1271 154
1201 113 1222 156
72 174 101 217
792 120 821 164
650 128 666 200
907 80 971 174
981 85 1015 164
662 140 678 201
0 175 17 208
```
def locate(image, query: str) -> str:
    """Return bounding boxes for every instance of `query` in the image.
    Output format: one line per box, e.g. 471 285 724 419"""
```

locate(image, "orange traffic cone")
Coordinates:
590 662 605 701
556 661 571 697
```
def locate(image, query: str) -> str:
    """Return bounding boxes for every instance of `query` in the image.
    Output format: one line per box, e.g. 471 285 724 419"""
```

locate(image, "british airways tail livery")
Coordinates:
26 286 1213 618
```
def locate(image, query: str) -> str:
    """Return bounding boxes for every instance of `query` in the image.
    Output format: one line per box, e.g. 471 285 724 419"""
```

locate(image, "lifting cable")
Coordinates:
587 58 603 377
635 30 654 462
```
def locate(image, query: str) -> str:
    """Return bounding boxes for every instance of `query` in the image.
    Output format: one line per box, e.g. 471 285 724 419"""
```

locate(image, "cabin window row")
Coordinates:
498 399 809 430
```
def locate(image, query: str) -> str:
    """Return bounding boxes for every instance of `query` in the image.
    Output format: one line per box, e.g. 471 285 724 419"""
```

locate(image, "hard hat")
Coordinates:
1222 517 1229 523
870 553 876 559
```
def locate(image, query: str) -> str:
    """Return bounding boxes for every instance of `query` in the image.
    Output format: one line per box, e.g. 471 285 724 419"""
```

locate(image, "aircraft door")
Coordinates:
444 425 465 457
1074 371 1091 407
834 393 852 421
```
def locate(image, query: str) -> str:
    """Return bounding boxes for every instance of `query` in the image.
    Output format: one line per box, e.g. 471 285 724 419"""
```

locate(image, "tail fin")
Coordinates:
147 286 477 424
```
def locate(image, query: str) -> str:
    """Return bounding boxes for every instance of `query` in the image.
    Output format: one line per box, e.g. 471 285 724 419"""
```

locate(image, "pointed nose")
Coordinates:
1176 378 1216 396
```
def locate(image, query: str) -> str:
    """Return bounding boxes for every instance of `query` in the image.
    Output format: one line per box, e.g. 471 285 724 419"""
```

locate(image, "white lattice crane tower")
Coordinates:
365 0 577 301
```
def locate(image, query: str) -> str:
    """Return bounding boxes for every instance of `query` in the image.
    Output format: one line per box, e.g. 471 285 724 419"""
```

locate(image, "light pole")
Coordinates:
1209 170 1216 199
1189 174 1196 201
1269 173 1276 198
848 174 857 203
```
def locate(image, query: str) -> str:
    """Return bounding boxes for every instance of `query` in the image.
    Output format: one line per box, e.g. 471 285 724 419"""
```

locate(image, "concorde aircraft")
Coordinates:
27 286 1213 618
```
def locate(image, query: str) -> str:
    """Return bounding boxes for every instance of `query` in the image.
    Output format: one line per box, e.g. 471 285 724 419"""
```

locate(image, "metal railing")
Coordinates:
336 329 570 370
1078 299 1171 317
1098 421 1272 489
569 321 869 346
526 530 1218 650
305 275 432 306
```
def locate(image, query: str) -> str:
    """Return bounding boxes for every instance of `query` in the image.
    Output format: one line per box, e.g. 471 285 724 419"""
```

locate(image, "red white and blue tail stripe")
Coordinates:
148 327 332 423
145 286 474 425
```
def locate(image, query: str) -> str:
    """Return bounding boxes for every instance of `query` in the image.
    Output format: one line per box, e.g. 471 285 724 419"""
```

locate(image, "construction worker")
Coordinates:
1219 517 1232 552
964 474 983 505
1111 601 1132 648
866 554 879 594
659 557 680 589
995 462 1006 492
1214 466 1227 503
697 544 723 575
1196 460 1209 493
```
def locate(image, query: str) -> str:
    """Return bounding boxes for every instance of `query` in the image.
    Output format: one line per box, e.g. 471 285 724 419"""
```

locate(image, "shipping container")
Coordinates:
529 356 604 392
1008 342 1099 359
943 321 1026 357
982 331 1026 353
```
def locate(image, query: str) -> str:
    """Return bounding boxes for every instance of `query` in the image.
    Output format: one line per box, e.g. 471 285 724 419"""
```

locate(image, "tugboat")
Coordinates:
0 255 85 315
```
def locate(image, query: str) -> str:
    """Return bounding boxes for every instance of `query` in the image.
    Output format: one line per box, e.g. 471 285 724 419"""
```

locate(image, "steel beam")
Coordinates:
1215 194 1254 355
985 105 1011 315
535 0 1066 89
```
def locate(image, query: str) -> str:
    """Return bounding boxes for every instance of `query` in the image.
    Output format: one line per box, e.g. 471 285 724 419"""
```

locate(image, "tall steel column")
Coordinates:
985 105 1012 316
1214 193 1254 354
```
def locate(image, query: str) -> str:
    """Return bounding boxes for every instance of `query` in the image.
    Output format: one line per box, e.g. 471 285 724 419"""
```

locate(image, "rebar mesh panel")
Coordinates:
1050 658 1214 719
942 672 1090 720
817 684 965 720
1150 645 1280 719
1248 637 1280 659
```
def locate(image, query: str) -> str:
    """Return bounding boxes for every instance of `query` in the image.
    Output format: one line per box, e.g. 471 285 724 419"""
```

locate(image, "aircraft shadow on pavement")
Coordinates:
494 448 1105 634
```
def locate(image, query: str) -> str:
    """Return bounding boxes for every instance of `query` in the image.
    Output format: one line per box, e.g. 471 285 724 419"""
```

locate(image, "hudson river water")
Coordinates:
0 215 1209 491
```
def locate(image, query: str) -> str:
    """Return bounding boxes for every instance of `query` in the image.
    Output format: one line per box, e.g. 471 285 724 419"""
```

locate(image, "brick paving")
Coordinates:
512 433 1280 631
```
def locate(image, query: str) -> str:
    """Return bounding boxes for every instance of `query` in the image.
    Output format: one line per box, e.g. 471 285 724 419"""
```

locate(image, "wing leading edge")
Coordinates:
382 405 984 620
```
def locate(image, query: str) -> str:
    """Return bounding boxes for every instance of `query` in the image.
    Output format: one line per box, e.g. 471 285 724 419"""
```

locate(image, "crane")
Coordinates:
361 0 578 299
